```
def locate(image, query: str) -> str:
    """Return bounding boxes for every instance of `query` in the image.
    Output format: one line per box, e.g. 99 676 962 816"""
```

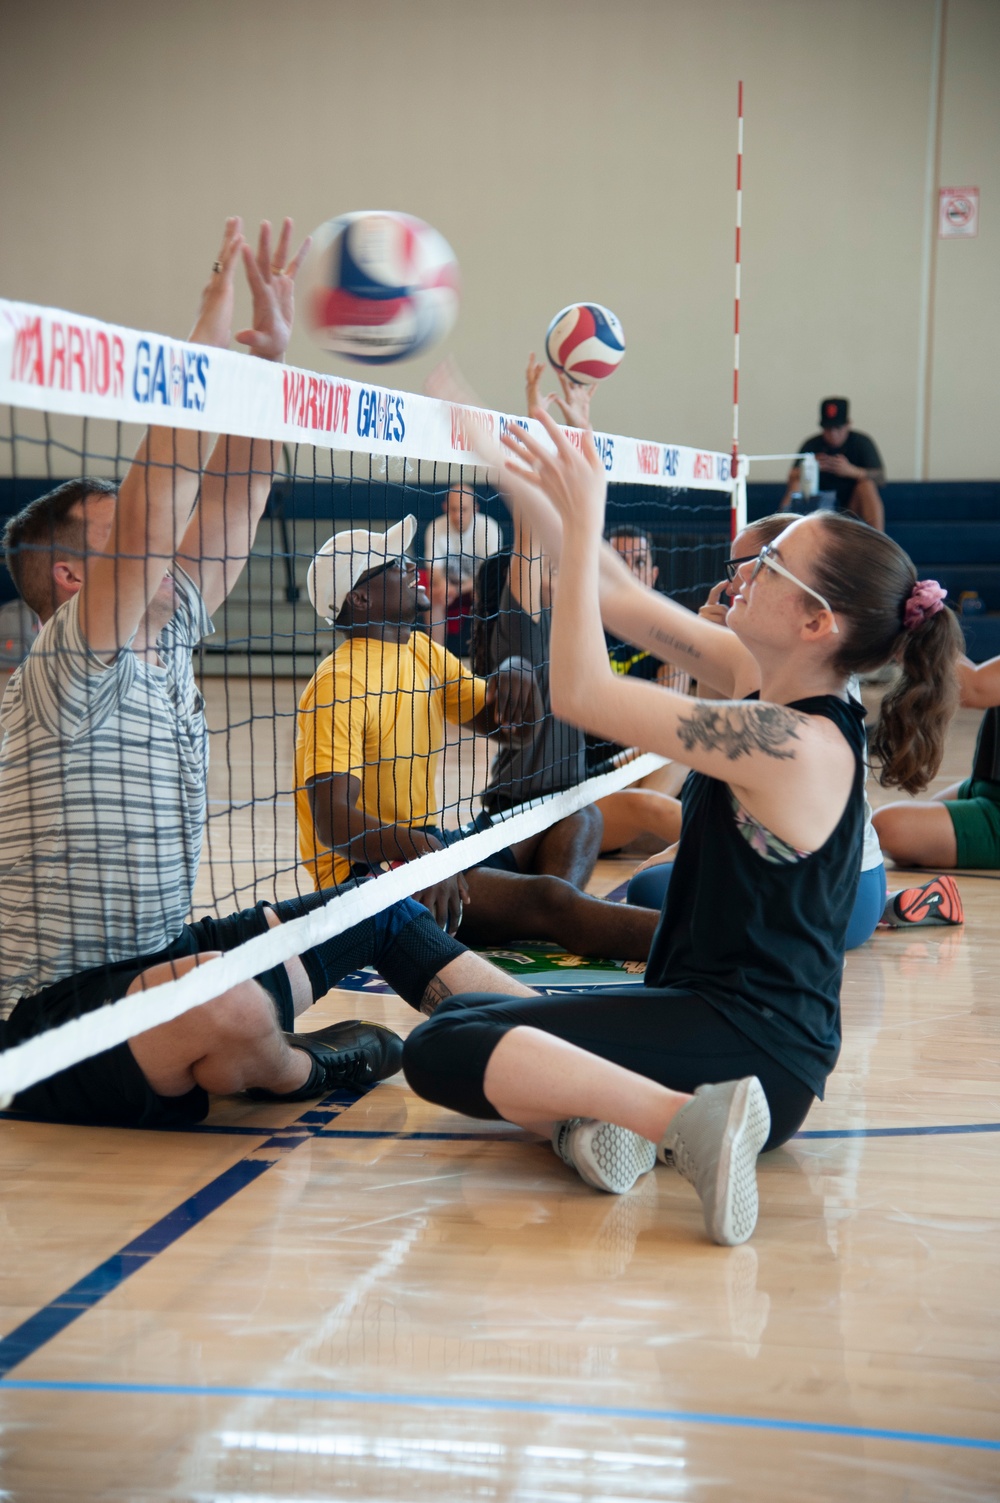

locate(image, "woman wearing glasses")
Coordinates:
626 512 891 949
402 412 962 1246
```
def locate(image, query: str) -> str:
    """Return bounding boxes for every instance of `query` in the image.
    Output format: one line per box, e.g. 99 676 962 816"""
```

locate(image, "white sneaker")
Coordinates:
552 1118 657 1194
660 1077 770 1246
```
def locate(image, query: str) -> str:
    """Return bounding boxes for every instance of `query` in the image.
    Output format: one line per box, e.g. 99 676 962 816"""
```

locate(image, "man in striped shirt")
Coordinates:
0 218 516 1127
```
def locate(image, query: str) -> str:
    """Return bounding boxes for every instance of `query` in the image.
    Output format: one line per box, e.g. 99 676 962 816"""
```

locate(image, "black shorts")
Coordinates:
4 904 293 1130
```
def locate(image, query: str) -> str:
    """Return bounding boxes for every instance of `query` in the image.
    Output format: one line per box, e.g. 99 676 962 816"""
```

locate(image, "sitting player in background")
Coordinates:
297 519 661 958
873 651 1000 891
0 218 538 1128
780 396 885 532
423 483 503 648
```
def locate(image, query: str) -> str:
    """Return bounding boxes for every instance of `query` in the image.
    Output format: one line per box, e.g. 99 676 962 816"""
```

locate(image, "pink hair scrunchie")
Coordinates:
904 578 947 631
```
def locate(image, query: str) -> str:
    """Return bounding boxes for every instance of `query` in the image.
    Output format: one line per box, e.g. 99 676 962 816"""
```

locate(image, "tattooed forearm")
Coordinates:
675 703 806 761
648 626 702 662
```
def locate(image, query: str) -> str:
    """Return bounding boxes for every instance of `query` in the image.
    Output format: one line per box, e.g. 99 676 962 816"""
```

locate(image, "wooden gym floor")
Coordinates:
0 681 997 1501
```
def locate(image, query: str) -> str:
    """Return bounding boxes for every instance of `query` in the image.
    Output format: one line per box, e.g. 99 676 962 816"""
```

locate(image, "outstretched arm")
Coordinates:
495 418 753 697
436 376 752 696
79 218 244 656
177 218 311 615
521 410 853 848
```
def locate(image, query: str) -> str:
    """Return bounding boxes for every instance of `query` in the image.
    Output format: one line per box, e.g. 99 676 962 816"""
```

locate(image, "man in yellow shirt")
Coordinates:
296 518 659 958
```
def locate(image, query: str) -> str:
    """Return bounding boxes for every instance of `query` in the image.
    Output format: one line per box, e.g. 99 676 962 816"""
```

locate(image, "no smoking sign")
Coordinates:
939 186 979 238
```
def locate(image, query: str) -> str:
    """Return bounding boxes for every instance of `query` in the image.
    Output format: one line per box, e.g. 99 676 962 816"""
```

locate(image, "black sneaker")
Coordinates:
247 1020 404 1102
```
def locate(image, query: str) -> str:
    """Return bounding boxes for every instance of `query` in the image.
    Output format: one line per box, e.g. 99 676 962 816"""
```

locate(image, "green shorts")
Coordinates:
944 779 1000 868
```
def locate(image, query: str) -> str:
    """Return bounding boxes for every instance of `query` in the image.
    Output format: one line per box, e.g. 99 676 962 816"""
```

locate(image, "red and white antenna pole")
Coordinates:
731 80 744 504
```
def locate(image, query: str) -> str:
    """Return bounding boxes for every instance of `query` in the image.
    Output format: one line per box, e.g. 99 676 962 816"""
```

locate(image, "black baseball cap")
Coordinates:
820 397 849 428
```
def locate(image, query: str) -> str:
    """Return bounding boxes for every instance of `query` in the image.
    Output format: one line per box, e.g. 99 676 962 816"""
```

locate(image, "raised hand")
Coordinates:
550 368 596 430
525 351 547 414
501 407 607 536
236 217 312 363
189 216 244 349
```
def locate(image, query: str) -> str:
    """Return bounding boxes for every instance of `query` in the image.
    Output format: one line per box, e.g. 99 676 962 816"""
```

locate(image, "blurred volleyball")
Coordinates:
545 302 625 384
302 211 460 364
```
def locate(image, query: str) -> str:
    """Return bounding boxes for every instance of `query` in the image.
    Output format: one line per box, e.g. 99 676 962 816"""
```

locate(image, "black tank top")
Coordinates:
971 706 1000 784
644 694 867 1098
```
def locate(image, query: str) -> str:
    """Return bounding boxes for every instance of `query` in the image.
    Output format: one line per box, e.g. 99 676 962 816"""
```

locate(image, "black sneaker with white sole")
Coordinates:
247 1020 404 1102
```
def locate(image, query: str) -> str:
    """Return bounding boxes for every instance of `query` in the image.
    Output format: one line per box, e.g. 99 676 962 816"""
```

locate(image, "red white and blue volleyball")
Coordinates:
545 302 625 384
302 211 460 364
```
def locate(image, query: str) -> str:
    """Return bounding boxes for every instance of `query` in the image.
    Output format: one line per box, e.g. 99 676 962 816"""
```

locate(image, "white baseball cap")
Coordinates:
307 514 418 624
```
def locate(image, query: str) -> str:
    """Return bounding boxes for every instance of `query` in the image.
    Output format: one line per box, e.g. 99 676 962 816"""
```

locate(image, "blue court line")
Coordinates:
319 1123 1000 1143
1 1378 996 1453
0 1088 363 1381
3 1112 999 1143
796 1123 1000 1140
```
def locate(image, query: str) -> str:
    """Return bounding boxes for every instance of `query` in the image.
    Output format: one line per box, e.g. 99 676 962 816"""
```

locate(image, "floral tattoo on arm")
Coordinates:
675 703 806 761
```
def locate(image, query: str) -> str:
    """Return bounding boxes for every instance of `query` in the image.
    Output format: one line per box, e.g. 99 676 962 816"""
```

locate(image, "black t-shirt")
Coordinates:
481 582 586 813
585 634 661 771
799 428 884 510
644 694 867 1098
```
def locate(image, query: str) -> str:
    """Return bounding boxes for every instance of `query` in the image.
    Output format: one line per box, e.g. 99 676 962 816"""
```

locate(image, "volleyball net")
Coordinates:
0 299 739 1102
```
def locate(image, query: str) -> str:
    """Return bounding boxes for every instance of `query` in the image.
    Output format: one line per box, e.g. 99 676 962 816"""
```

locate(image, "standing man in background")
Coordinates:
781 397 885 531
423 485 504 647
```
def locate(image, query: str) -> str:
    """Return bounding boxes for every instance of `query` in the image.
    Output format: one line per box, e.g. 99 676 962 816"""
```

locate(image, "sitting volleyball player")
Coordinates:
628 510 963 935
873 650 1000 886
295 519 661 958
0 218 537 1128
625 512 905 945
401 408 962 1245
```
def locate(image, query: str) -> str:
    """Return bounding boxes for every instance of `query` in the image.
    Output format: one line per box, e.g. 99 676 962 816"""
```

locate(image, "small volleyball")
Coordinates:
301 210 460 364
545 302 626 385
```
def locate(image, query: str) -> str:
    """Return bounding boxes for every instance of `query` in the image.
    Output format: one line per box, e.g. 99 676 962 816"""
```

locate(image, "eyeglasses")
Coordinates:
746 542 840 633
725 553 759 582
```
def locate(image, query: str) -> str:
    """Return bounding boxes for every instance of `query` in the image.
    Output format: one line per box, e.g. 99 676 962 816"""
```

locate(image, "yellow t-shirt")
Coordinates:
295 632 488 889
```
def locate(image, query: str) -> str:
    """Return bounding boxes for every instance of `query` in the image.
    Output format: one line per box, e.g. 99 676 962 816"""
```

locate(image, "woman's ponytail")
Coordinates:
869 602 963 793
811 514 964 793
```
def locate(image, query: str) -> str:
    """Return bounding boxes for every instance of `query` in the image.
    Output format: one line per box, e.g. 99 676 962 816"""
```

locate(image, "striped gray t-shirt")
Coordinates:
0 567 212 1016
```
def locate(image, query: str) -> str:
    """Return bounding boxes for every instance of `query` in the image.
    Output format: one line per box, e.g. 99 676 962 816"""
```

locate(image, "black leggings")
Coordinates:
403 987 817 1152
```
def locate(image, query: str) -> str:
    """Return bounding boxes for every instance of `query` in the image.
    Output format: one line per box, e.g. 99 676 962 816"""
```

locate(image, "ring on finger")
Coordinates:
270 264 285 276
212 261 223 274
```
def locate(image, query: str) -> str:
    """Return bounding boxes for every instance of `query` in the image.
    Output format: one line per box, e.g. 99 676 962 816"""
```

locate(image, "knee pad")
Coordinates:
377 911 467 1012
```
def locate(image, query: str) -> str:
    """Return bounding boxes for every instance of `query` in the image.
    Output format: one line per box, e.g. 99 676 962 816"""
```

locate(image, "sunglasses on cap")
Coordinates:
744 542 839 633
355 555 412 588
